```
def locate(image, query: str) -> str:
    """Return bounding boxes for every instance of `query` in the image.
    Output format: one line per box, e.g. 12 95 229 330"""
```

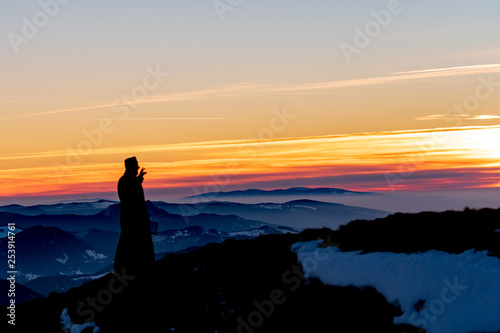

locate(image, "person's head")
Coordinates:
124 156 139 173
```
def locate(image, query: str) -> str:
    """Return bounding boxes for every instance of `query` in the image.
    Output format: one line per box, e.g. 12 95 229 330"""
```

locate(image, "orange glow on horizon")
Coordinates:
3 125 500 199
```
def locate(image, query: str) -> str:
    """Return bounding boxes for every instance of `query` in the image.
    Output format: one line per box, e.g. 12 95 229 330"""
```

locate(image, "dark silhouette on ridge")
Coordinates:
113 157 155 275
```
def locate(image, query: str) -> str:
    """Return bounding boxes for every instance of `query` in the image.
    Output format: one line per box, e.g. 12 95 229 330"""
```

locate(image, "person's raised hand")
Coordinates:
138 167 147 182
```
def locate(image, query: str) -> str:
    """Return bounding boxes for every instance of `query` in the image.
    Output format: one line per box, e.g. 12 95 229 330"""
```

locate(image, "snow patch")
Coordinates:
91 201 115 210
293 205 317 211
72 272 108 281
61 308 100 333
55 252 69 264
170 230 190 240
73 231 90 239
18 271 42 282
292 240 500 333
85 250 107 260
257 204 282 210
153 235 167 243
228 229 267 237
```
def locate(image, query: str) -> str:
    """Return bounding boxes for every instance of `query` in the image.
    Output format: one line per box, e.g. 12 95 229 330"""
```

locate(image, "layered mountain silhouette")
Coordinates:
0 279 44 305
0 223 296 296
0 211 120 232
98 201 283 232
0 225 112 285
2 206 499 332
0 199 117 216
154 199 389 229
0 201 295 232
0 204 47 216
0 198 301 296
0 198 388 297
0 199 389 235
183 186 376 199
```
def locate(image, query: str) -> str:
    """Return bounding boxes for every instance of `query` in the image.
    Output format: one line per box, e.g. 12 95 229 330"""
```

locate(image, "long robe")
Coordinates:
113 171 155 275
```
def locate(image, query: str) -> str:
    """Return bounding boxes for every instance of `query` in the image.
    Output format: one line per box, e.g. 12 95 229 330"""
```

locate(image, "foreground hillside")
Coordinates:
5 229 409 333
334 207 500 257
2 207 500 332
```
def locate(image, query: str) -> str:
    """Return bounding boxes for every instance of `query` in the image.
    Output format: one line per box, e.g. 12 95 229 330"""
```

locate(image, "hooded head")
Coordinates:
124 156 139 173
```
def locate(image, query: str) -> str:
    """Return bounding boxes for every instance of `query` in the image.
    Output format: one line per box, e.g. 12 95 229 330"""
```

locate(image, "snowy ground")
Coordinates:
292 240 500 333
60 308 99 333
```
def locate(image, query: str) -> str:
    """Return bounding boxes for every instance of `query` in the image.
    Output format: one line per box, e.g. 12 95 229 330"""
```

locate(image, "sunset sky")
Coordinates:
1 0 500 203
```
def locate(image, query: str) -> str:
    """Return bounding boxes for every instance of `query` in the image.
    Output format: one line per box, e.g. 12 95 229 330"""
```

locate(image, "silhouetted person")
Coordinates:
114 156 155 275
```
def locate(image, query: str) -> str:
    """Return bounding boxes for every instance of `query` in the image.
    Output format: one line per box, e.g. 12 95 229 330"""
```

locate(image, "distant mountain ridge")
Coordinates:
0 225 112 284
0 201 277 233
0 196 390 299
154 199 389 229
0 198 390 232
0 199 117 216
0 222 297 296
0 204 46 215
98 201 282 232
183 187 375 199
